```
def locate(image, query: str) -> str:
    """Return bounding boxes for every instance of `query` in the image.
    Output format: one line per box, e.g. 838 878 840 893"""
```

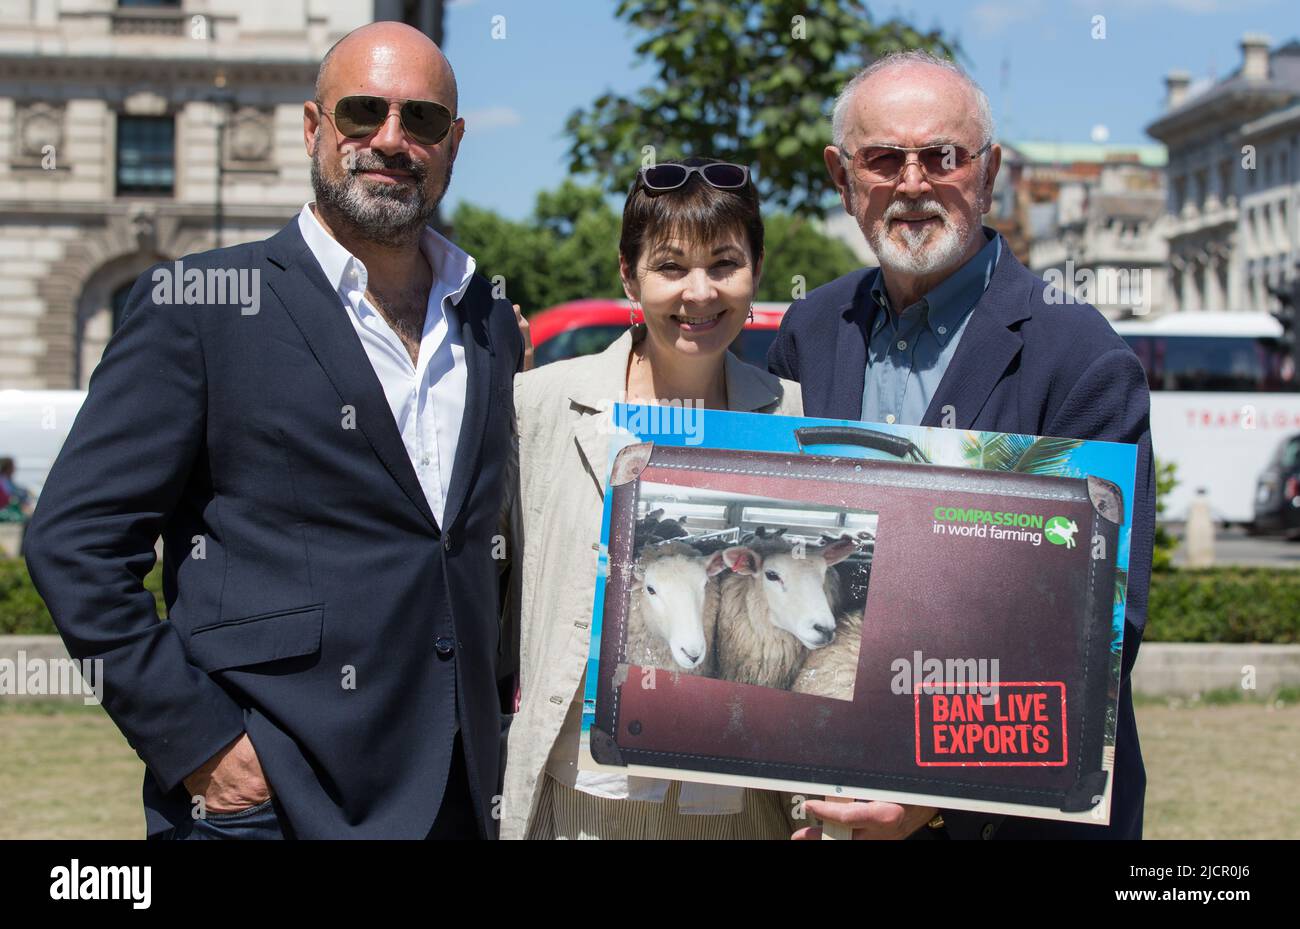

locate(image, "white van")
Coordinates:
1109 312 1300 524
0 389 88 500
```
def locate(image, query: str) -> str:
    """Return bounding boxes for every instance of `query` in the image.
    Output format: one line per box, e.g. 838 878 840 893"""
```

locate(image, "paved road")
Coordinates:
1170 525 1300 568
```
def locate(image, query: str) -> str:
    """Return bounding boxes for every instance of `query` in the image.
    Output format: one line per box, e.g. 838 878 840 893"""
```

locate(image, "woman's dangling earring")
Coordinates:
747 305 755 323
630 300 641 327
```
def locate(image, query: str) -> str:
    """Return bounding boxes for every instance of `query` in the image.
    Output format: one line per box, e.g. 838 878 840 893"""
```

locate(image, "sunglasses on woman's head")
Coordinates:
316 95 456 146
637 162 751 192
841 141 992 184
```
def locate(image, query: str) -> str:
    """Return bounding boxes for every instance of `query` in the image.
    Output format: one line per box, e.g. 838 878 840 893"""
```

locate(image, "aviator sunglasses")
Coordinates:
840 141 992 184
316 95 457 146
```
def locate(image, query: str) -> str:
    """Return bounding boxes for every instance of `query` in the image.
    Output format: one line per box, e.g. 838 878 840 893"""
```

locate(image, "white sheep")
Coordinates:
791 610 863 700
624 540 727 673
714 535 858 689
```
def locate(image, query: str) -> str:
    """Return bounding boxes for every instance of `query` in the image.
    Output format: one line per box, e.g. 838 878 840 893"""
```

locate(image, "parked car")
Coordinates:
1252 431 1300 538
529 299 790 368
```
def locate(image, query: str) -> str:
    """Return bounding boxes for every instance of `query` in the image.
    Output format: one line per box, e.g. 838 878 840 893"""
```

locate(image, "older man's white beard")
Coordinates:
866 199 970 277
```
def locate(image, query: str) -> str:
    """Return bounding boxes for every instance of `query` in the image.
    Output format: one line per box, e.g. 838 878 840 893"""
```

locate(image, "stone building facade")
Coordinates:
0 0 371 389
1014 143 1169 319
1146 34 1300 313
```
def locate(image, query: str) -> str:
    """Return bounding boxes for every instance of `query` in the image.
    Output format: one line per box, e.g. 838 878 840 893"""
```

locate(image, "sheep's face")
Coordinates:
724 539 857 650
633 554 713 670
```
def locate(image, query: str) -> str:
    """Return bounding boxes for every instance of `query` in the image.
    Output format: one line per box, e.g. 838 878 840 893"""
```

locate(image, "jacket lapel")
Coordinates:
724 351 782 412
571 411 610 497
440 276 495 534
264 220 440 533
564 327 789 497
567 329 635 498
830 270 876 421
921 237 1033 429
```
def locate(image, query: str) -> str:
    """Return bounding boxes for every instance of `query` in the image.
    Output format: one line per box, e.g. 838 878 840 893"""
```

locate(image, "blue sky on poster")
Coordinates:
441 0 1295 219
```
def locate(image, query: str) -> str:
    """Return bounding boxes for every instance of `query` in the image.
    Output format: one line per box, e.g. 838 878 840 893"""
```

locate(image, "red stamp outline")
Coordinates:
913 681 1068 767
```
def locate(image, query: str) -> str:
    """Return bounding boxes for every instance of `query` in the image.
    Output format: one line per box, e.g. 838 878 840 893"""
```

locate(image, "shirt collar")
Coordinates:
297 202 477 306
868 227 1001 346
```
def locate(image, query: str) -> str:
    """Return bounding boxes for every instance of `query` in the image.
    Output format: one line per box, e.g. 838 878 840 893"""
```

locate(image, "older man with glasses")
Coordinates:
769 50 1156 841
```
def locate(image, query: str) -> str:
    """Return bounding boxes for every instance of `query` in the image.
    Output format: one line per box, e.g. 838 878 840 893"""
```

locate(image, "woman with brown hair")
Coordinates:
500 158 802 839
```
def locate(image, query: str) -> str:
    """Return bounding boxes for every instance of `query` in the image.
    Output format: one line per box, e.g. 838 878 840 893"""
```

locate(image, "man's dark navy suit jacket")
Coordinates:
768 233 1155 840
24 218 523 838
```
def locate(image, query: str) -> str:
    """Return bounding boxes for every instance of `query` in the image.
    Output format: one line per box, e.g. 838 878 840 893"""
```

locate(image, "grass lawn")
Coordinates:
1136 696 1300 839
1 698 1297 839
0 701 146 839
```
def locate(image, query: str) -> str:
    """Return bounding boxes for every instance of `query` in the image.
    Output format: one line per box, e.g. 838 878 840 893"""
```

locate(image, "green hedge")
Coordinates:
1 559 1298 643
0 558 163 635
1144 568 1300 644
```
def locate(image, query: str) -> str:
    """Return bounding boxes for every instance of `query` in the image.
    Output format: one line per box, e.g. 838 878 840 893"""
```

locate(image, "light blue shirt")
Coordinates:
860 229 1002 426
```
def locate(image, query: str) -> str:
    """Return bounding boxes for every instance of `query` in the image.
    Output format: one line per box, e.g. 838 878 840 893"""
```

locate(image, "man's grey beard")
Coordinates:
310 129 453 247
861 195 974 278
855 167 986 277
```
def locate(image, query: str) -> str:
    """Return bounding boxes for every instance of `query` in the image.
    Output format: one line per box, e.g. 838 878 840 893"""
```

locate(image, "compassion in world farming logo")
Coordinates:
931 506 1079 550
1044 516 1080 548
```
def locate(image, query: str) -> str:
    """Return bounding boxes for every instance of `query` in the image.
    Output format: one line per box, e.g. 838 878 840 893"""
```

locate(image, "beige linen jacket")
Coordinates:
500 325 802 840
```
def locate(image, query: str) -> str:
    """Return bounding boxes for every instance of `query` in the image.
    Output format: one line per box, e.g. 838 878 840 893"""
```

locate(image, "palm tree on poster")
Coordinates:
960 432 1083 476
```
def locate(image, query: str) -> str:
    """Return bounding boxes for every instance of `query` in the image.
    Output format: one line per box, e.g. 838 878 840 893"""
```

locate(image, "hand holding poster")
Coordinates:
579 406 1138 826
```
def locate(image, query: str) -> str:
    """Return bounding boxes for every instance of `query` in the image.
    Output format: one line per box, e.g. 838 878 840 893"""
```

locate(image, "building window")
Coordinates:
116 115 175 195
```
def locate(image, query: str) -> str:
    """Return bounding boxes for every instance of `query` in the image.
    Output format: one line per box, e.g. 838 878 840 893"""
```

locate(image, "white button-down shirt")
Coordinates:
297 203 476 526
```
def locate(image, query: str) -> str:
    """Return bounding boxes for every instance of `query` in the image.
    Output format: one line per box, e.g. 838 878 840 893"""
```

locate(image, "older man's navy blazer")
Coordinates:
769 235 1155 840
25 218 523 838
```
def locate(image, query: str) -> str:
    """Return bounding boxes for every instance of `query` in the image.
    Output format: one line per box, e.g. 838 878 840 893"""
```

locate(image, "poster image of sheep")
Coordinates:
579 405 1140 825
626 482 878 701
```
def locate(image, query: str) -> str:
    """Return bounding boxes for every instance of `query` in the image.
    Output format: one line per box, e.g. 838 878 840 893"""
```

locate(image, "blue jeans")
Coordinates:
164 796 287 840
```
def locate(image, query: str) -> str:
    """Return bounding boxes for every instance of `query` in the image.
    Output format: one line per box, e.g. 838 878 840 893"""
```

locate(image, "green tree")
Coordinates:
755 214 861 302
564 0 957 217
448 202 553 312
452 182 870 313
534 181 627 307
450 182 626 313
1152 459 1179 572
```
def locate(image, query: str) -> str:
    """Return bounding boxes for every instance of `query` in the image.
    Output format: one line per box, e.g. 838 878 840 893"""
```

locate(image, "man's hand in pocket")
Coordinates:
183 733 272 814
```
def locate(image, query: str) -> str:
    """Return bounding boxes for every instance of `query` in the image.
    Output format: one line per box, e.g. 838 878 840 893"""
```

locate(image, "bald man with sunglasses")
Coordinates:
25 22 524 839
769 51 1155 841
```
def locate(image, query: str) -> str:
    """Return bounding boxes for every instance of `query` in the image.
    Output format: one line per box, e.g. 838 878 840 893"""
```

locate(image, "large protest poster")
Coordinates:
578 405 1139 825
